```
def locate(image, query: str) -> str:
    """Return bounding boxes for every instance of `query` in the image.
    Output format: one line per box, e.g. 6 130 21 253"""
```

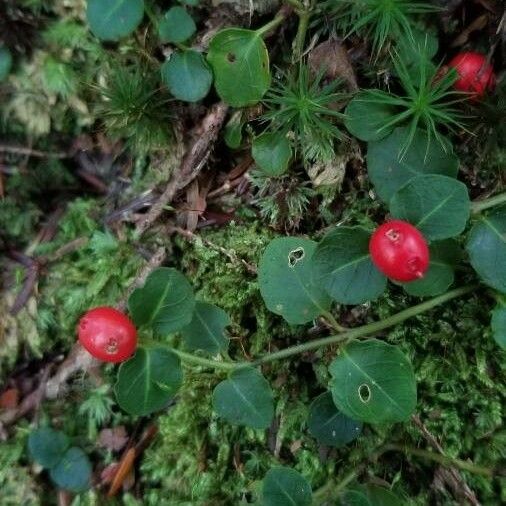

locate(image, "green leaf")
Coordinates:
49 447 91 492
128 267 195 335
158 6 196 43
161 50 212 102
365 485 404 506
390 175 470 240
207 28 270 107
401 240 460 297
344 91 397 141
312 227 387 304
491 305 506 349
181 301 230 354
262 467 312 506
367 127 459 202
339 490 371 506
396 29 438 84
252 132 292 177
115 347 183 416
466 208 506 293
28 428 69 469
329 339 417 424
212 367 274 429
0 46 13 81
258 237 332 324
86 0 144 41
224 111 244 149
307 392 362 447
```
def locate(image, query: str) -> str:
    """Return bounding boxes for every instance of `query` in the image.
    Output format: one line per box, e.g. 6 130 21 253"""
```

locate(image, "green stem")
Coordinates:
256 15 287 38
292 10 310 61
320 309 347 333
170 348 239 371
471 192 506 214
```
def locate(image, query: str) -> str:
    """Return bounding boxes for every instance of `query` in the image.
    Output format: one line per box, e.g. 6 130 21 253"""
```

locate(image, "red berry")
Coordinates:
369 220 430 282
78 307 137 363
447 52 495 98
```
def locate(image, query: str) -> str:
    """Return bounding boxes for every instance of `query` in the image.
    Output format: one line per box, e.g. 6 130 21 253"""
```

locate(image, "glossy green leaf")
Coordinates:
49 447 91 492
312 227 387 304
207 28 270 107
367 127 459 202
158 6 196 43
212 367 274 429
181 301 230 354
223 111 244 149
262 467 312 506
344 91 397 141
307 392 362 447
252 132 292 177
28 428 69 469
258 237 332 324
491 305 506 349
86 0 144 41
115 347 183 416
339 490 371 506
401 240 460 297
329 339 417 424
390 175 470 240
466 208 506 293
128 267 195 335
161 50 212 102
0 47 13 81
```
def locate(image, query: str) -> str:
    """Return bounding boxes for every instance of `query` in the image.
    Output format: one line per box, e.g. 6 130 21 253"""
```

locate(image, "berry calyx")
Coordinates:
369 220 430 282
78 307 137 363
447 52 495 99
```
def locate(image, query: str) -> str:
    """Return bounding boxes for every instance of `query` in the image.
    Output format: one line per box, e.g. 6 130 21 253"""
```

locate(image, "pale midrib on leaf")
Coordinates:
416 191 456 228
272 481 298 506
195 309 224 350
230 376 264 421
482 217 506 245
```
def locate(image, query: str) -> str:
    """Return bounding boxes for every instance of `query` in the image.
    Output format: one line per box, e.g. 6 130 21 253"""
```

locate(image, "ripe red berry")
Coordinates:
447 52 495 98
78 307 137 363
369 220 430 282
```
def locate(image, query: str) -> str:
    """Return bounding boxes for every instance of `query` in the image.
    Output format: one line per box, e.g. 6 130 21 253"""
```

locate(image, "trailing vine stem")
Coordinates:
471 191 506 214
169 284 478 371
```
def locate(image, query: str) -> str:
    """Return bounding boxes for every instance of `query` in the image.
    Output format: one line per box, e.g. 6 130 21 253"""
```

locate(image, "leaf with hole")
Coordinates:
86 0 144 41
115 347 183 416
491 304 506 349
262 466 312 506
158 6 196 43
49 447 92 492
312 227 387 304
128 267 195 335
0 47 12 81
207 28 270 107
161 50 212 102
390 175 470 240
466 208 506 293
28 428 69 469
308 392 362 447
329 339 417 424
181 301 230 354
252 132 292 176
212 367 274 429
367 127 459 202
258 237 332 324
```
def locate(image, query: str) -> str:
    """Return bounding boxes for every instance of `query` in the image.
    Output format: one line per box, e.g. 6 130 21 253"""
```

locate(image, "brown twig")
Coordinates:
0 144 70 159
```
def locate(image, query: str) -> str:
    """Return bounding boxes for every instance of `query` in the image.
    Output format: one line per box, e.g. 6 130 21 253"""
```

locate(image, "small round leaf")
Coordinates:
115 347 183 416
158 6 196 44
307 392 362 447
224 111 244 149
312 227 387 304
49 447 91 492
390 175 470 240
329 339 417 424
87 0 144 41
28 428 69 469
212 367 274 429
262 467 312 506
252 132 292 177
161 50 212 102
0 47 13 81
491 305 506 349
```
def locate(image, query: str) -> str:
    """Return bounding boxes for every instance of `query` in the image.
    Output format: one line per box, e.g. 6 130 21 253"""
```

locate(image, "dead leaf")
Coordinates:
0 388 19 410
98 426 128 452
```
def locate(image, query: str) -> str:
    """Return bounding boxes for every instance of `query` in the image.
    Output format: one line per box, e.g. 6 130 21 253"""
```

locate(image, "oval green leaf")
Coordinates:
158 6 196 43
329 339 417 424
49 447 91 492
212 367 274 429
28 428 69 469
207 28 270 107
86 0 144 41
491 305 506 349
224 111 244 149
312 227 387 305
161 50 212 102
258 237 332 324
466 208 506 293
390 175 470 240
252 132 292 177
128 267 195 335
181 301 230 354
367 127 459 202
365 485 404 506
115 347 183 416
262 467 312 506
308 392 362 447
0 46 13 81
